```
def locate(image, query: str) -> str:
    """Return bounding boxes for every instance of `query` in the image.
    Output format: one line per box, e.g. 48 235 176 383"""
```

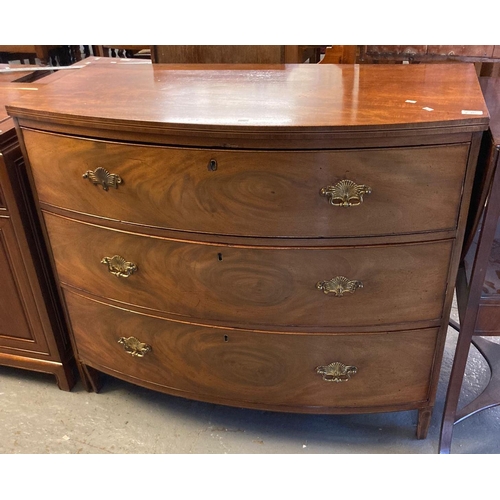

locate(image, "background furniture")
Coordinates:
439 77 500 453
359 46 500 76
0 75 76 390
92 45 151 59
7 63 487 438
0 45 82 66
151 45 321 64
320 46 357 64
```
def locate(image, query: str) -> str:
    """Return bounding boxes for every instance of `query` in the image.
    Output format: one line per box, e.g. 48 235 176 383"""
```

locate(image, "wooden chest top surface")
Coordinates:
6 63 489 135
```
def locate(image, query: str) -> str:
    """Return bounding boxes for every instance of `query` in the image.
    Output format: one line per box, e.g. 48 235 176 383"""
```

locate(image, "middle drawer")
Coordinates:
44 212 454 330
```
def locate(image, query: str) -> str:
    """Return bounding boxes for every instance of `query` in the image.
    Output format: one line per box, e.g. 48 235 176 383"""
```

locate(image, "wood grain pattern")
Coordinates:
65 290 438 411
151 46 287 64
23 130 470 238
44 212 454 330
0 218 36 341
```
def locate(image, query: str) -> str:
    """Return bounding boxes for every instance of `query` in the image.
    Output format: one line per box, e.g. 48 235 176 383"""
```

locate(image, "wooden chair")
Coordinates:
439 77 500 453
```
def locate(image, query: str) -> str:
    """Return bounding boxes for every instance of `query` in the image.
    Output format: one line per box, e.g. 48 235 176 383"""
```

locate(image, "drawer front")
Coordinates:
66 290 437 410
45 213 453 329
24 129 469 237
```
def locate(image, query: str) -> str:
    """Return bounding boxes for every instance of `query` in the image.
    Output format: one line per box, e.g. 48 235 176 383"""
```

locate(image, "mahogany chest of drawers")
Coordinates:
7 62 488 438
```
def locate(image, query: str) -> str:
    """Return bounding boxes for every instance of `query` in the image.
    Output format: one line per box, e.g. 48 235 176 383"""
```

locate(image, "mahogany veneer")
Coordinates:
7 62 489 437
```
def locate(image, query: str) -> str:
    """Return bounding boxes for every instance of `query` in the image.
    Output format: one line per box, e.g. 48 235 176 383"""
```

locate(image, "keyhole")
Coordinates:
224 335 229 342
208 159 218 171
218 253 223 261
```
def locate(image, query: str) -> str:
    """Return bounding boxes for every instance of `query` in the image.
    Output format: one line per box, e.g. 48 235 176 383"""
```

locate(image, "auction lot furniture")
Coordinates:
7 62 488 437
439 77 500 453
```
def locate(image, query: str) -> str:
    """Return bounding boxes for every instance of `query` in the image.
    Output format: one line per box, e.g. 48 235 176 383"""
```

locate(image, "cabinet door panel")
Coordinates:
0 217 50 354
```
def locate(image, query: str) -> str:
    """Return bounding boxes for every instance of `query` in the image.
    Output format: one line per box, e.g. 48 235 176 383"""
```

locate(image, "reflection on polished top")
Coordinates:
6 63 489 132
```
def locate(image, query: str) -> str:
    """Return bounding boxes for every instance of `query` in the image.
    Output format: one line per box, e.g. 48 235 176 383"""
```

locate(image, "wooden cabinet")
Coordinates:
7 62 488 437
0 113 74 390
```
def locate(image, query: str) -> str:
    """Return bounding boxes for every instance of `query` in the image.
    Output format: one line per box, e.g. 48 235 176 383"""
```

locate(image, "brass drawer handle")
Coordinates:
316 276 363 296
118 336 152 357
101 255 138 278
316 362 358 383
320 179 371 207
83 167 122 190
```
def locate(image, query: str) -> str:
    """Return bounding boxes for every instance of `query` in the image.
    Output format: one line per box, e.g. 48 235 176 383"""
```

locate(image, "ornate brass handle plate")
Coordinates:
316 276 363 297
101 255 138 278
83 167 122 191
316 362 358 382
118 336 152 357
320 179 372 207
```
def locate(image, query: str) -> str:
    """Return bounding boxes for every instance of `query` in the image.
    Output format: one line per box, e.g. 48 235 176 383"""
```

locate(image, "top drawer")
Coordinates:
22 129 470 238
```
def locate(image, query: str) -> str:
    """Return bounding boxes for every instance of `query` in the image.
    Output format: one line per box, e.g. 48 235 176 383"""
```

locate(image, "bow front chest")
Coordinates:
7 62 488 438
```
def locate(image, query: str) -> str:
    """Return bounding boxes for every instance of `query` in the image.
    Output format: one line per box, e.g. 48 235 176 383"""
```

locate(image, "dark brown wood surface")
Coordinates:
23 130 470 238
43 212 453 330
7 64 488 143
152 46 287 64
151 46 321 64
0 216 47 344
65 289 438 412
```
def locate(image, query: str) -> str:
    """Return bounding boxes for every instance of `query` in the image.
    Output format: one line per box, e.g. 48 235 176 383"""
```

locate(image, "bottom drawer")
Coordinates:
65 290 438 412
